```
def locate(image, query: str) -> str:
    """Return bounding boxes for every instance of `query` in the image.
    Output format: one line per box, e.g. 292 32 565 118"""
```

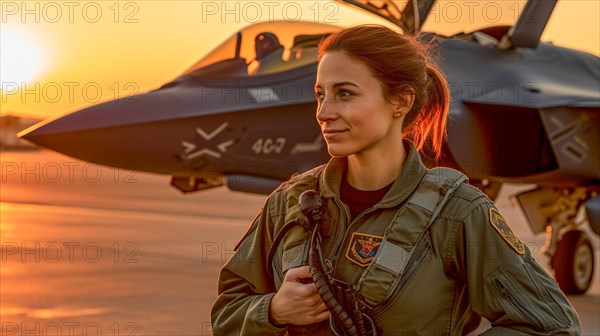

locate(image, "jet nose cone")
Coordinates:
19 92 181 172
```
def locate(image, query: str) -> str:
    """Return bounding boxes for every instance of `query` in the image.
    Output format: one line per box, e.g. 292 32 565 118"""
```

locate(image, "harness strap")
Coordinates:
357 167 467 307
276 166 325 275
274 166 468 310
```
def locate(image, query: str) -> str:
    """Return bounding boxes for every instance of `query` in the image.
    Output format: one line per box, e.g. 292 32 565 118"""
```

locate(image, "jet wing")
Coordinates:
441 39 600 109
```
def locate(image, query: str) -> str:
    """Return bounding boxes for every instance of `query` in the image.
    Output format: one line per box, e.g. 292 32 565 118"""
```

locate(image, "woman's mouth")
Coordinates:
322 129 348 139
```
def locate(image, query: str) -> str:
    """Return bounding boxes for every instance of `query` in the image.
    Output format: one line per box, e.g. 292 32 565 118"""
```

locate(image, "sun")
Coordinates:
0 26 44 85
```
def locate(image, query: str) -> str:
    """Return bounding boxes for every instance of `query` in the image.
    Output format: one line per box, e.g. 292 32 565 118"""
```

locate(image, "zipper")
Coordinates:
327 197 378 271
494 278 545 331
371 237 431 317
326 195 431 317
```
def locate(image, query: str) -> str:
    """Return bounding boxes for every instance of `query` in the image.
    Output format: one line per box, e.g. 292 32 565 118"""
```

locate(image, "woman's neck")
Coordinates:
346 142 407 191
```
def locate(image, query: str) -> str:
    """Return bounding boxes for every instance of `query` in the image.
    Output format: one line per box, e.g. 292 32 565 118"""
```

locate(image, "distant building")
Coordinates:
0 114 42 149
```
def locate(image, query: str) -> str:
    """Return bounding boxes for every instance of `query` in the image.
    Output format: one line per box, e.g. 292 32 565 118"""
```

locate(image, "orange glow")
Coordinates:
28 307 111 319
0 1 598 119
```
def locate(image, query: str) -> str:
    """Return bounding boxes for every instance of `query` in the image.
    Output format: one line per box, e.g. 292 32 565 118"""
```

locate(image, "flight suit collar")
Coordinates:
319 141 428 208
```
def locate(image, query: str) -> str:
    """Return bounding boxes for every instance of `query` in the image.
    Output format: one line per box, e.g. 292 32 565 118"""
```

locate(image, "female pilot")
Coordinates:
211 25 580 335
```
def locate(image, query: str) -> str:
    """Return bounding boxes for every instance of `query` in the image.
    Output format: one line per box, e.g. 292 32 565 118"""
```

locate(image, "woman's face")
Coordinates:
315 52 404 158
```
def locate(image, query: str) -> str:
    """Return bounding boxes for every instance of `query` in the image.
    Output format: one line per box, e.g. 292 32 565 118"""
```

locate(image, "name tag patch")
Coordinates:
346 232 383 267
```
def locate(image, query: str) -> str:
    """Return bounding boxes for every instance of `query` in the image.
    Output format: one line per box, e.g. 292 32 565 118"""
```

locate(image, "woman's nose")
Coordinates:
316 100 337 123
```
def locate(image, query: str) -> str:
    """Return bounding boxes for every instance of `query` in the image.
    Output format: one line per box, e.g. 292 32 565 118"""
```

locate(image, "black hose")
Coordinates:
352 301 370 336
299 190 374 336
308 226 358 336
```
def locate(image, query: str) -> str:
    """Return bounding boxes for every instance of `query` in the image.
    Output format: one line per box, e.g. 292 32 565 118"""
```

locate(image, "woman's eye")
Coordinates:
314 89 353 102
338 90 353 99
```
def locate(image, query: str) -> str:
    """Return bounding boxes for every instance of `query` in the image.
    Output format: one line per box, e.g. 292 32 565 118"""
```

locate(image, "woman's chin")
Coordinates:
326 145 353 158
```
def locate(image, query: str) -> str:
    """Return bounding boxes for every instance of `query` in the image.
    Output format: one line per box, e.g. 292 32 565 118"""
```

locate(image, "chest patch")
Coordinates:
489 208 525 255
346 232 383 267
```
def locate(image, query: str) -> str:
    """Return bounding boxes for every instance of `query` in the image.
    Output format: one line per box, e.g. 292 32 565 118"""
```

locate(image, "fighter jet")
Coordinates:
20 0 600 294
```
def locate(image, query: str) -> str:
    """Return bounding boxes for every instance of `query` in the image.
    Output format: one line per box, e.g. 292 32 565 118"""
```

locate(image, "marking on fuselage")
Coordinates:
549 116 564 128
182 141 196 153
181 122 234 160
184 147 222 159
197 122 228 140
217 140 234 153
291 135 324 154
574 137 589 150
548 115 590 163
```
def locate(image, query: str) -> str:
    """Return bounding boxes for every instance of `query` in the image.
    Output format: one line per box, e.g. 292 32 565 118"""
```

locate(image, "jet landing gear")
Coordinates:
517 187 598 294
551 230 594 294
540 188 595 294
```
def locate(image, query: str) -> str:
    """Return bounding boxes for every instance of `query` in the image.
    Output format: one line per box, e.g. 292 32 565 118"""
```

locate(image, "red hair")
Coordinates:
318 25 450 160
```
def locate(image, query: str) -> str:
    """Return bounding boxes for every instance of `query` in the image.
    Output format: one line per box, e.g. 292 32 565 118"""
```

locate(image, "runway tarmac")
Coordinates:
1 150 598 335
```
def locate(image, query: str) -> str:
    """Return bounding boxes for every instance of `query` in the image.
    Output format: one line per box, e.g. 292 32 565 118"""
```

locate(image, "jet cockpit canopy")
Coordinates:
184 21 341 78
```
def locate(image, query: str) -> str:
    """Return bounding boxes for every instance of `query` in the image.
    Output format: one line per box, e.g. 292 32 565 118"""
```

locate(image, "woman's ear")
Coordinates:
392 87 415 118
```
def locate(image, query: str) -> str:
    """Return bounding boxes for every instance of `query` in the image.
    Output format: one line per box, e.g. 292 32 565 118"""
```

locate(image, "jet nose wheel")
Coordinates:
552 230 595 294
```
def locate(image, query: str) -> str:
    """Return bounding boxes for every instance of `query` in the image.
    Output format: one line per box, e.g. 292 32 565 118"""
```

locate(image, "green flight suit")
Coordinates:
211 143 581 335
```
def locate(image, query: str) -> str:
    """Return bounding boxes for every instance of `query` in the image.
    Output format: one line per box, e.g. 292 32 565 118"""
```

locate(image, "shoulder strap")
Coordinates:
357 167 467 307
271 165 326 275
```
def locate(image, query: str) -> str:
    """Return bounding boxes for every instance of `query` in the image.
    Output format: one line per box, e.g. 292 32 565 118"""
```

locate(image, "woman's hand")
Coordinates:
269 266 330 325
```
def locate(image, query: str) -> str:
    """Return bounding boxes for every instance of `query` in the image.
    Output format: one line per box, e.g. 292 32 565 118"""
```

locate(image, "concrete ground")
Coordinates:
1 150 598 335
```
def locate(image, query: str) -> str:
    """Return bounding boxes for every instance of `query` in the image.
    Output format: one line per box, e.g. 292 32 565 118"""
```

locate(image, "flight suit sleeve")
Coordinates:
211 189 287 336
455 200 581 335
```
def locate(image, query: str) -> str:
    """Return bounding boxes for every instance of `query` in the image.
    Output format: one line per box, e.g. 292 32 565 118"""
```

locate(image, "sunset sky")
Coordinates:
1 0 599 120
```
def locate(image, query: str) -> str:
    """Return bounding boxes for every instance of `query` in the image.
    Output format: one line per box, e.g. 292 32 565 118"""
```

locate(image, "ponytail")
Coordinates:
403 65 450 160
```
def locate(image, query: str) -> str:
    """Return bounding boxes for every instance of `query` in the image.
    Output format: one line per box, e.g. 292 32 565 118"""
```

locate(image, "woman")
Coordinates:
211 25 580 335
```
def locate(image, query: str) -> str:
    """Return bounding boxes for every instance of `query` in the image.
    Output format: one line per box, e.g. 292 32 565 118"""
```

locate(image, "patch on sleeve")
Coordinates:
346 232 383 267
489 208 525 255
